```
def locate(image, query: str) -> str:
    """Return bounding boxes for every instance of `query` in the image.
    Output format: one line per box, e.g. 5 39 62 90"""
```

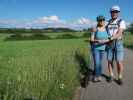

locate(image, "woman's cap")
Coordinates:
97 15 105 21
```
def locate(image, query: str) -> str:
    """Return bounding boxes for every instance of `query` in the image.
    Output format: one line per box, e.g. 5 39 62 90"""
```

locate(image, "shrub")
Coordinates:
31 34 51 40
56 34 78 39
82 32 91 38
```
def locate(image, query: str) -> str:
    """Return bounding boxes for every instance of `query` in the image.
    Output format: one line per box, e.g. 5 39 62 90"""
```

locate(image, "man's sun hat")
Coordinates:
110 5 120 12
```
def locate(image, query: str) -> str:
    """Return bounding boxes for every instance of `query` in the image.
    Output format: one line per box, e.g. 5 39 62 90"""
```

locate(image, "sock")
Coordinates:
110 73 114 77
118 74 122 79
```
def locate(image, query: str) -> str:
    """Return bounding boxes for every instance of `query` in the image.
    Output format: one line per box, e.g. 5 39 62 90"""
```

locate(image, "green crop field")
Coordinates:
0 31 132 100
124 33 133 49
0 33 90 100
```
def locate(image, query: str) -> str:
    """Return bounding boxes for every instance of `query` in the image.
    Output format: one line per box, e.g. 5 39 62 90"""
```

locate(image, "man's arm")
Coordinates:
112 28 124 40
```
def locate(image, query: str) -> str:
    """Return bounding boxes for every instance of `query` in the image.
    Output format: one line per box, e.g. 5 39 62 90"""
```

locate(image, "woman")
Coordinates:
90 15 110 82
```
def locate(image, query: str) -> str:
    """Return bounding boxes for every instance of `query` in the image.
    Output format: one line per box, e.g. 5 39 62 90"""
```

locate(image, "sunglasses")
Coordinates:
111 11 120 13
97 19 105 22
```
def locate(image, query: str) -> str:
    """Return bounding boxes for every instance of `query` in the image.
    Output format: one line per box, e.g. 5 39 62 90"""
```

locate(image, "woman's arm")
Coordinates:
90 28 99 43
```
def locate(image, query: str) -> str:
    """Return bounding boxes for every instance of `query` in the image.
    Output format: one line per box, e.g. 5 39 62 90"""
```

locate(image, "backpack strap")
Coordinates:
117 19 122 27
106 19 123 36
106 19 112 37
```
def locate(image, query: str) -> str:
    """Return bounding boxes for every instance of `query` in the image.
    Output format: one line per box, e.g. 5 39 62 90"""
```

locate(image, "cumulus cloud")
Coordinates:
33 15 61 24
77 18 92 24
0 15 96 30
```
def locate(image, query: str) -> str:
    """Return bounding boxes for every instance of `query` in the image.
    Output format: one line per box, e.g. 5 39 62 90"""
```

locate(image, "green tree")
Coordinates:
126 23 133 34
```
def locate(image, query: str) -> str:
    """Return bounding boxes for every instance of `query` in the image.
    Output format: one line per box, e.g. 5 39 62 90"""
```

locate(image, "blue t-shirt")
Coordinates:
93 30 109 50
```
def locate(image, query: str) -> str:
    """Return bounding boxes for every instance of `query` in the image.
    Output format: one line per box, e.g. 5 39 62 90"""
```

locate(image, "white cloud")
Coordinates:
0 16 96 30
77 18 91 24
34 15 61 24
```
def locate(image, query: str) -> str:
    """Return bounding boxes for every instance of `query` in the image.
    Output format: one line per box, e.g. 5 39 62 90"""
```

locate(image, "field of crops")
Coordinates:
124 33 133 49
0 33 90 100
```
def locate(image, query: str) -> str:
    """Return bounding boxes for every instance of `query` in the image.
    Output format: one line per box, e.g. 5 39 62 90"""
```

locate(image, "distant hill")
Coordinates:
0 27 77 34
43 28 77 32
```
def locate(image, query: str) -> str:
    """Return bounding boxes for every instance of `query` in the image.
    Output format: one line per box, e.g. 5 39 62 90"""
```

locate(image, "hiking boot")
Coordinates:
117 78 123 85
107 76 113 82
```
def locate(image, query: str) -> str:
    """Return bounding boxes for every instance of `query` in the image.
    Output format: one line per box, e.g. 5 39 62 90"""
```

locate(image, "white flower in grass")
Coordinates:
59 83 65 89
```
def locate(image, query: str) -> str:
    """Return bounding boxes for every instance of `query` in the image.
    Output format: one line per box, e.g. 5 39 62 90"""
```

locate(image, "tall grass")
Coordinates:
0 37 89 100
124 33 133 49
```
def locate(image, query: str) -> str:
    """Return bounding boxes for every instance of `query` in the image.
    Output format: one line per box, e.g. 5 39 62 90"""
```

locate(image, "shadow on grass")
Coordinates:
74 50 93 88
74 47 111 88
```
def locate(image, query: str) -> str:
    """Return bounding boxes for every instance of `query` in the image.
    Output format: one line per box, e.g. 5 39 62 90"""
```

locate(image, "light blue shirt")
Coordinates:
93 30 109 50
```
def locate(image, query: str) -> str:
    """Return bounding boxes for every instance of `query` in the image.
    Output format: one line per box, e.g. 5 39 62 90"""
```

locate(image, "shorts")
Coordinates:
107 40 124 62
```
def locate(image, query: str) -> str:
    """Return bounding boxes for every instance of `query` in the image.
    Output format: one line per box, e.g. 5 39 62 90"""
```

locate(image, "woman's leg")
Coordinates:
99 50 105 76
93 49 101 77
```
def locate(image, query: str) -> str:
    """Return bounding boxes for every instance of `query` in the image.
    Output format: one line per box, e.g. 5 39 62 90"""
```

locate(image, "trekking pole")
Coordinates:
112 39 117 69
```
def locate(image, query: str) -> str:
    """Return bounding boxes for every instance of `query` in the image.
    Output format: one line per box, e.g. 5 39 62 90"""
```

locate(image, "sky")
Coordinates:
0 0 132 29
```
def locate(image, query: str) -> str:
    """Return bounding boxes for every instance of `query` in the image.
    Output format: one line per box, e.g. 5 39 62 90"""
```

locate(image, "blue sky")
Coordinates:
0 0 132 29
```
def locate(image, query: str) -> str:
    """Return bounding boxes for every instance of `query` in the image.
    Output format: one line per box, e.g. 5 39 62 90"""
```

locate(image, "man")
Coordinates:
106 5 126 85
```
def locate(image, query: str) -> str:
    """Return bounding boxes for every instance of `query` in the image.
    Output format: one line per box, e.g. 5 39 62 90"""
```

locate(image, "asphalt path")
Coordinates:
76 48 133 100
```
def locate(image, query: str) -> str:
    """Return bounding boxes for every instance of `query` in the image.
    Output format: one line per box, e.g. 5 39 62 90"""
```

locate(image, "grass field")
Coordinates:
0 31 132 100
0 33 90 100
124 33 133 49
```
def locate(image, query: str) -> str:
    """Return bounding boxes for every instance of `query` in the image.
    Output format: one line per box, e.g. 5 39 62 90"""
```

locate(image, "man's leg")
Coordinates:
107 48 114 81
108 61 114 77
116 40 124 85
116 61 124 79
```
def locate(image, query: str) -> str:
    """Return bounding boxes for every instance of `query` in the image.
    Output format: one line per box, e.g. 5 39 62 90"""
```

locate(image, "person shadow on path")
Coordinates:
74 47 112 88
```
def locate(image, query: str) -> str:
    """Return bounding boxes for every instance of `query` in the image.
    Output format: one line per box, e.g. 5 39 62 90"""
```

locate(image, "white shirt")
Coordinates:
107 18 126 39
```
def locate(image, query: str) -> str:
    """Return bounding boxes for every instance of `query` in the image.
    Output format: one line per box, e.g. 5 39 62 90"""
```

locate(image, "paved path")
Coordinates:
78 48 133 100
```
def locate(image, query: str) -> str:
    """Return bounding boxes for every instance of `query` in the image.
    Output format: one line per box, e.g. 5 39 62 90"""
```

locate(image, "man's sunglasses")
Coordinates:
111 10 120 13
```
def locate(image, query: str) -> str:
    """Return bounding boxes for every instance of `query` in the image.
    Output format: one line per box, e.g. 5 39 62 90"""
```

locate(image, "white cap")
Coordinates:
110 5 120 12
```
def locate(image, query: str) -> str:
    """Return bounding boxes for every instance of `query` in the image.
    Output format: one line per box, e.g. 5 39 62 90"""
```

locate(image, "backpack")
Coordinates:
105 19 124 50
106 19 123 36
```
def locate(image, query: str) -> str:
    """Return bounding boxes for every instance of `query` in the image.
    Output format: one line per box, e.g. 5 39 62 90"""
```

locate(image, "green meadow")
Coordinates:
0 31 132 100
124 33 133 49
0 33 89 100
